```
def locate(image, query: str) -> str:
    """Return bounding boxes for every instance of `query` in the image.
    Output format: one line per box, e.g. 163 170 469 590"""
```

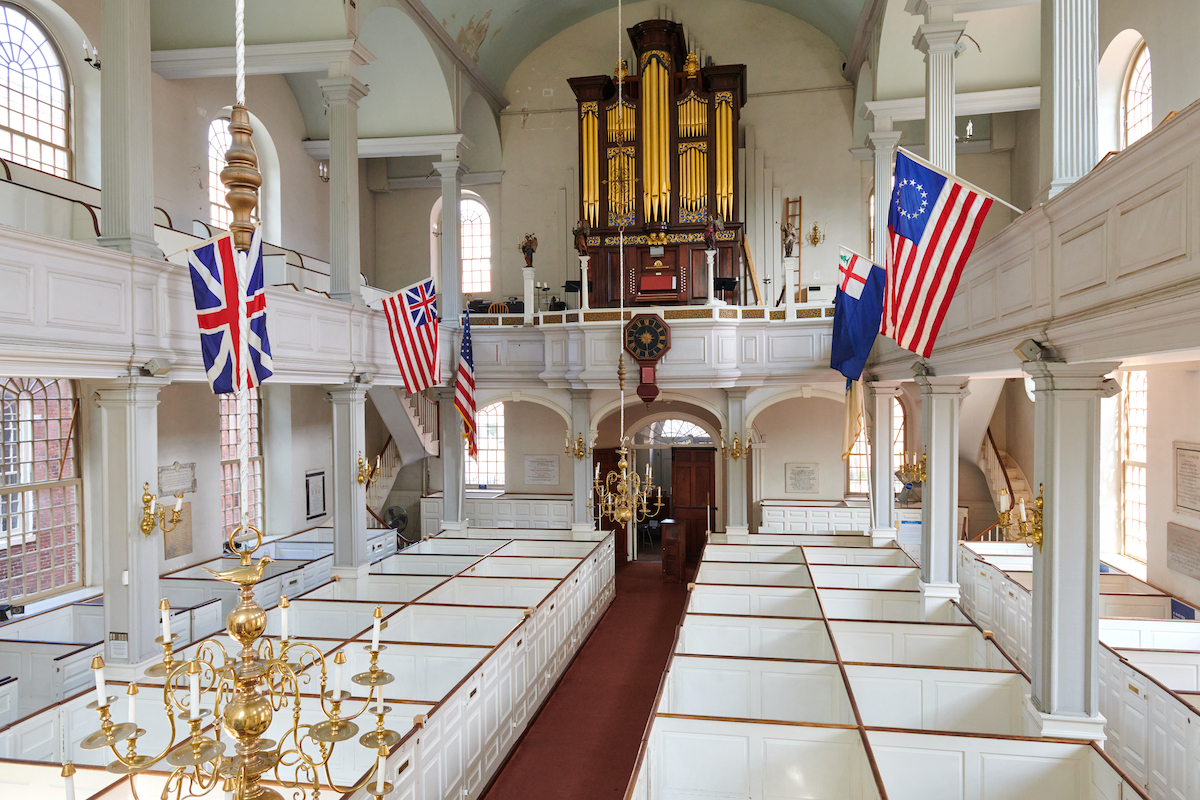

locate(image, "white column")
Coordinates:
261 383 292 537
327 382 369 595
570 390 594 535
579 256 592 311
705 250 726 307
912 11 966 173
725 389 749 537
1041 0 1099 199
438 386 466 532
90 377 170 669
318 76 368 305
915 373 968 617
1022 360 1121 741
781 256 798 309
868 381 902 545
434 159 466 326
97 0 159 258
868 130 902 261
523 267 535 324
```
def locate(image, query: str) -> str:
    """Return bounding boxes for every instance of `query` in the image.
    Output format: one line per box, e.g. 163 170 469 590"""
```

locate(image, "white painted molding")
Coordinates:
302 133 474 160
151 39 375 79
862 86 1041 122
843 0 887 84
907 0 1037 14
385 171 503 191
392 0 509 111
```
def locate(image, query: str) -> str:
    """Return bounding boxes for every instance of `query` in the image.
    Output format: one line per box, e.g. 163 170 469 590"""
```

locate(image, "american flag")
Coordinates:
455 310 477 458
187 228 272 393
883 151 994 357
382 278 440 393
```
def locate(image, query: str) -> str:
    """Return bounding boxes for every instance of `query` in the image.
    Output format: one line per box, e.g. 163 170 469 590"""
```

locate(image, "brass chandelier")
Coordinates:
82 528 399 800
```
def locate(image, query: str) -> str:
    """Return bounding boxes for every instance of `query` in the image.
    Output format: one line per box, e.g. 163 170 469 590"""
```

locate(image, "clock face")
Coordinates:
624 314 671 362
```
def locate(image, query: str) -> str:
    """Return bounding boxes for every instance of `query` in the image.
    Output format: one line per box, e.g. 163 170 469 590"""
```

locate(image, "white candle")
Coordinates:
371 609 382 651
1018 499 1027 522
62 765 75 800
93 663 107 708
150 497 157 515
280 596 289 642
999 491 1010 513
594 463 600 480
189 668 200 717
174 494 183 513
160 602 171 642
128 684 137 727
375 750 386 793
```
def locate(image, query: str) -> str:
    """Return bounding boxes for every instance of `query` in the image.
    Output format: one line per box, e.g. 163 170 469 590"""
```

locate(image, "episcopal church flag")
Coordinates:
455 310 477 458
830 247 886 381
187 227 273 394
382 278 441 394
884 151 994 358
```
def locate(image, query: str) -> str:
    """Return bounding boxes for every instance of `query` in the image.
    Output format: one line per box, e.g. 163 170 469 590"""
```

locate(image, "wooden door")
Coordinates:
593 448 627 565
672 448 716 562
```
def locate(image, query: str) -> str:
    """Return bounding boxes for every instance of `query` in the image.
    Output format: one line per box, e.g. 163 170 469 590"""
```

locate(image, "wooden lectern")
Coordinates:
660 518 685 583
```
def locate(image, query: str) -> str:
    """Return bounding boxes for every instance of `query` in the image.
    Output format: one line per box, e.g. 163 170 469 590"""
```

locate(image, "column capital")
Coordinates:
913 20 966 55
867 130 903 155
1022 361 1122 393
866 380 904 397
569 388 593 402
317 76 369 106
90 375 171 404
433 159 468 179
325 381 371 403
725 388 749 402
914 374 970 396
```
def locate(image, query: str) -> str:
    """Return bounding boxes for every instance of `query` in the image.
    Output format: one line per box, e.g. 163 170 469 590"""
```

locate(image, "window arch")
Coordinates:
1123 42 1153 148
1 377 81 602
466 402 504 487
461 197 491 293
0 4 68 176
891 397 907 493
208 119 233 230
634 419 713 447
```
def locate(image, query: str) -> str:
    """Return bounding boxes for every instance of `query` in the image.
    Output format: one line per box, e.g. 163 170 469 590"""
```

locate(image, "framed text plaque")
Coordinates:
306 470 326 520
1174 442 1200 517
524 456 560 486
1167 523 1200 581
785 463 819 494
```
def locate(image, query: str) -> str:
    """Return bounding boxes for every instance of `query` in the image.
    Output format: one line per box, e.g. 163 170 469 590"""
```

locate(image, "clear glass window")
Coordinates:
0 5 69 176
1122 371 1148 562
1124 43 1153 147
466 402 504 486
219 388 263 537
461 198 492 294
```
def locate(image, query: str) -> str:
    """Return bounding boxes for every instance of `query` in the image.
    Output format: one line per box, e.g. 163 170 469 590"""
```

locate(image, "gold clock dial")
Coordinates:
624 316 669 361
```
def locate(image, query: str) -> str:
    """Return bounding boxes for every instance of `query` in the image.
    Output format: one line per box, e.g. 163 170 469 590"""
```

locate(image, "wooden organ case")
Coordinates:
569 21 746 308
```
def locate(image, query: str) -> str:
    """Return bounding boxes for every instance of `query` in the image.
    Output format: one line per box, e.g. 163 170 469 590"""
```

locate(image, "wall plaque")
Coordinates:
1167 522 1200 581
1174 442 1200 517
306 470 326 520
163 502 193 560
785 462 819 494
524 456 560 486
158 461 197 496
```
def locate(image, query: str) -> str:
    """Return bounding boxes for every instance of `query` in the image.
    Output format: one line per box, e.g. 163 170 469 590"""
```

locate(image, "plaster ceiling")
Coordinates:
149 1 348 50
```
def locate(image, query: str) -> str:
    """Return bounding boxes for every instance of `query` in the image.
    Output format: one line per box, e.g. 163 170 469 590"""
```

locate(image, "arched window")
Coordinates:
892 397 906 493
466 402 504 487
0 5 68 176
1 377 81 602
846 398 906 496
1123 42 1153 148
1121 371 1148 562
208 119 233 229
219 388 263 537
461 197 491 293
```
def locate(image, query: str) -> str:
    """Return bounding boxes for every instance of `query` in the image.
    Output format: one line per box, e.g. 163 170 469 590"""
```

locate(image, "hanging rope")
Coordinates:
235 0 246 106
234 0 250 536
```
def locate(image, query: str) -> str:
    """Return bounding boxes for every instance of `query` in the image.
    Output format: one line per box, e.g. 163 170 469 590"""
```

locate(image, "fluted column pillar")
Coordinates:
868 131 902 261
327 382 370 596
867 381 903 545
1023 361 1120 740
318 77 369 305
434 159 466 328
570 390 594 534
98 0 159 258
438 386 466 532
725 389 749 536
913 19 966 173
915 373 968 618
1041 0 1099 199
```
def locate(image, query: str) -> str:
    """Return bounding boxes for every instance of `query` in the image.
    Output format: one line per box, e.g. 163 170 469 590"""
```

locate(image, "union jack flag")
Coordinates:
382 278 440 393
187 228 273 394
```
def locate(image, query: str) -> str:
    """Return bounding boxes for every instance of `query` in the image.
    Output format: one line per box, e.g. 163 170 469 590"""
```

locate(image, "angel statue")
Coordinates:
572 219 591 256
519 233 538 267
703 212 724 251
781 220 798 258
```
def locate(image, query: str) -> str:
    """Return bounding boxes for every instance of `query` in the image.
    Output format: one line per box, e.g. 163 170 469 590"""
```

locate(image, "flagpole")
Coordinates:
839 245 876 266
896 146 1025 216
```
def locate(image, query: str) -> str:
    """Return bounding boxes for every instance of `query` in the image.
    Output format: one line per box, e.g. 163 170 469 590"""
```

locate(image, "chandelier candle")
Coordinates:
280 595 289 642
92 656 107 707
160 599 171 642
127 683 137 727
371 607 383 651
375 747 387 793
61 763 75 800
188 661 201 717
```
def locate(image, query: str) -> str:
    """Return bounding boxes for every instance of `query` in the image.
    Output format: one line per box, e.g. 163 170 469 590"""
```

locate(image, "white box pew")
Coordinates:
400 538 509 555
1099 617 1200 650
1100 593 1173 619
0 759 126 800
1099 574 1162 594
868 729 1142 800
461 555 579 579
741 532 875 546
829 621 1014 670
461 526 603 541
415 576 559 607
162 556 322 617
803 546 917 567
817 588 923 622
270 538 335 561
963 541 1040 558
0 602 103 643
636 716 881 800
0 676 16 727
677 615 836 660
323 642 492 704
363 573 452 603
694 561 813 587
807 564 921 590
188 597 224 642
371 552 481 575
0 639 103 718
261 599 405 640
845 663 1030 735
660 655 855 724
686 585 821 618
978 555 1034 573
1113 647 1200 691
492 540 599 558
700 544 806 563
382 604 525 646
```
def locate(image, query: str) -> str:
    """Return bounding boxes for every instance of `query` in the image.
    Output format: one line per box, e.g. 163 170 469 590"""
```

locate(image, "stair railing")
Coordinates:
981 427 1015 510
366 435 400 512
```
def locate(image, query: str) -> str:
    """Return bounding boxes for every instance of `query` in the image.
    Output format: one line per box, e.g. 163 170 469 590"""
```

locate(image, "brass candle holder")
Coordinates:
897 450 927 485
997 484 1045 550
594 441 664 524
140 482 184 538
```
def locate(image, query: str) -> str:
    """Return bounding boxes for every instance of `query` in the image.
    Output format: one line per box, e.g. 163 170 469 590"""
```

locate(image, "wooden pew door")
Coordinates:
671 448 716 562
593 448 627 565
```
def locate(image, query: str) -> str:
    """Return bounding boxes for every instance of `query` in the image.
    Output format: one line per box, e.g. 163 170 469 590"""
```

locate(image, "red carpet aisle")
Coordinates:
482 560 689 800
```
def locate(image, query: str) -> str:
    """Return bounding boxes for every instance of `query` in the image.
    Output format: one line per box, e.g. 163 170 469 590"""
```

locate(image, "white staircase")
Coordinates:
977 428 1034 542
364 387 440 528
366 436 403 519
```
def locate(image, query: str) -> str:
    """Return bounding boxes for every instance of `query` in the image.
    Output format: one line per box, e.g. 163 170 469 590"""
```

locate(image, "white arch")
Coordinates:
218 106 281 245
1099 29 1147 155
623 411 721 448
745 387 846 433
591 392 728 438
474 389 572 427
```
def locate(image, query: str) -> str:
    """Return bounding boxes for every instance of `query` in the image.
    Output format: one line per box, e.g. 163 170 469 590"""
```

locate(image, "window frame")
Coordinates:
0 2 71 178
460 196 492 294
466 402 504 487
1122 40 1153 149
892 397 907 494
846 428 870 497
219 388 264 538
1121 371 1148 563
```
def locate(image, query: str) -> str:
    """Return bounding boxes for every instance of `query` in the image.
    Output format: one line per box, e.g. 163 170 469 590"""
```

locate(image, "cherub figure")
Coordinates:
519 233 539 267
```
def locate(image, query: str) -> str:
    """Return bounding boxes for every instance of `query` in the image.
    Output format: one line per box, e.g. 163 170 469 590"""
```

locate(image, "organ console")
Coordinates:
569 20 746 308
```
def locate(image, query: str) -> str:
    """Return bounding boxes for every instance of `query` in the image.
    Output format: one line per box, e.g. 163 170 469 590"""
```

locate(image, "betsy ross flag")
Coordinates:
831 247 886 381
383 278 440 394
455 311 477 458
188 228 273 394
884 151 994 357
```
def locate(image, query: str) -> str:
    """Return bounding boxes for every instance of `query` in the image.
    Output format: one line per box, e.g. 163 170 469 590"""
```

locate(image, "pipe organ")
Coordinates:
569 20 746 308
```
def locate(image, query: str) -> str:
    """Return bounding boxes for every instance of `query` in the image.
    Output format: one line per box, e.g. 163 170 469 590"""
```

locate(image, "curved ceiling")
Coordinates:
417 0 865 87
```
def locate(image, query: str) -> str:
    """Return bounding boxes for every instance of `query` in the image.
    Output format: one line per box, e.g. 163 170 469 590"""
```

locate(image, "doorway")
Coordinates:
671 448 716 562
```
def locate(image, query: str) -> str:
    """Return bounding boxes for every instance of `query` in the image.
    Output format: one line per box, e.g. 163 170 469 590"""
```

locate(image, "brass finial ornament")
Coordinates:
615 58 628 81
684 51 700 78
221 104 262 252
617 354 627 391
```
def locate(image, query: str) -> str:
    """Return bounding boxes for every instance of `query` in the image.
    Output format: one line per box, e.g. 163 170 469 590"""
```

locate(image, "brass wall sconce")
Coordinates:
997 484 1044 549
357 452 380 487
897 451 927 484
805 221 826 247
565 433 595 461
140 482 183 538
720 432 751 461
